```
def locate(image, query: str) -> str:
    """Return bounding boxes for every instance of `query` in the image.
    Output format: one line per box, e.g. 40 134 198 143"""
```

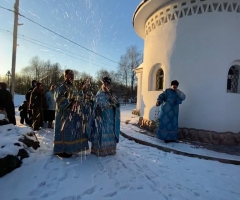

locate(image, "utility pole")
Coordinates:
10 0 20 99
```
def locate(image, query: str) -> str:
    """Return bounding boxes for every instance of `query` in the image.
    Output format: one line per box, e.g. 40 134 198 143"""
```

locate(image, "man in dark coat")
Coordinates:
26 80 37 127
29 82 45 131
0 82 16 125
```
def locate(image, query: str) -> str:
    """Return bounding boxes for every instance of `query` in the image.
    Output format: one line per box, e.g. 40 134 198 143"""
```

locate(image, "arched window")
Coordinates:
227 66 239 93
156 69 164 90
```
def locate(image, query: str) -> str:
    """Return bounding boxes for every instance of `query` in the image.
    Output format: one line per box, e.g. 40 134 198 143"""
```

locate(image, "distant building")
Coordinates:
133 0 240 134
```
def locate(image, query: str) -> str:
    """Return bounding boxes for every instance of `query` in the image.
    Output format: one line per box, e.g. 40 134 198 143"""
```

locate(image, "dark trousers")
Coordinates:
32 108 44 130
27 110 33 127
20 114 28 124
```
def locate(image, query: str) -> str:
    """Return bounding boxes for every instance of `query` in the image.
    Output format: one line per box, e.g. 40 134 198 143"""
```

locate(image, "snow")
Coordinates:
121 105 240 162
0 114 5 120
0 124 36 159
14 94 25 107
0 97 240 200
121 125 240 161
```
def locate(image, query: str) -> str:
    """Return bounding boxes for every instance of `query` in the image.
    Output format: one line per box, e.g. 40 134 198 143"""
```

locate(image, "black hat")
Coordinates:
171 80 179 86
32 80 37 87
64 69 73 76
102 77 111 84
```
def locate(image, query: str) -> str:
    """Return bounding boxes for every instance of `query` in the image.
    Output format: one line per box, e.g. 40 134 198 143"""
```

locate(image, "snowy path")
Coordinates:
1 130 240 200
1 98 240 200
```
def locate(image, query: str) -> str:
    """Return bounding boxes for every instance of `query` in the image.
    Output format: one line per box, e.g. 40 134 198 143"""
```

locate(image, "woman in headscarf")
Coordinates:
87 77 120 157
45 85 56 128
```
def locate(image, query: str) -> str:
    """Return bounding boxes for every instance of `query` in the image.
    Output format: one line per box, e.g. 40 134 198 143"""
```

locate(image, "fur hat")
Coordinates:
32 80 37 87
102 77 111 84
171 80 179 86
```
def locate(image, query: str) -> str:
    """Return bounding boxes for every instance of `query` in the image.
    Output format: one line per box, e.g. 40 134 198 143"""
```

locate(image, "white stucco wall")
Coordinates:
135 0 240 133
135 68 143 110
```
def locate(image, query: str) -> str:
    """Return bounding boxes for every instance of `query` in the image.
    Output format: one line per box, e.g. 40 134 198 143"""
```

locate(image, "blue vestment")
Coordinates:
157 89 186 141
53 82 91 154
87 89 120 156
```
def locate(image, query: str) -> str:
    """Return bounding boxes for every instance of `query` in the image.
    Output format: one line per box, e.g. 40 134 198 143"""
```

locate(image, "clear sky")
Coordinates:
0 0 143 77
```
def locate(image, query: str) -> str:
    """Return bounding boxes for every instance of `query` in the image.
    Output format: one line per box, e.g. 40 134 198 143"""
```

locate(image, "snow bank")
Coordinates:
0 124 38 159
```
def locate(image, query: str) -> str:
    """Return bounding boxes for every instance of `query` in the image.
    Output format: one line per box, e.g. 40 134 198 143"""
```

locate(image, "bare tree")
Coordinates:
118 45 142 99
118 54 129 89
29 56 41 80
127 46 142 98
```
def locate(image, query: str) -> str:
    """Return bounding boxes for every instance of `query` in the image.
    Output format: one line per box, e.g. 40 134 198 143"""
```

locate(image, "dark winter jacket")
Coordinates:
18 101 28 117
0 88 16 125
29 87 45 109
26 87 35 102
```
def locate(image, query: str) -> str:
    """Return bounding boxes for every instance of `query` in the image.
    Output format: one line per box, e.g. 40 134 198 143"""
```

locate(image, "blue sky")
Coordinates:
0 0 143 77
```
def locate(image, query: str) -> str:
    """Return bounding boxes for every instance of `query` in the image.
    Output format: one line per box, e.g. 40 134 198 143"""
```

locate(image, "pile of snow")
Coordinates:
0 124 37 159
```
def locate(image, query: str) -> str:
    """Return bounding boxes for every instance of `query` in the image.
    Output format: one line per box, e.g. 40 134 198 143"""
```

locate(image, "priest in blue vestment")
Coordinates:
53 69 92 158
156 80 186 143
87 77 120 157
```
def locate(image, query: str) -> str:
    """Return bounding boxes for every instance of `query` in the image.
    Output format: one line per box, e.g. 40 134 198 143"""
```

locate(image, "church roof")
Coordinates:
134 64 143 72
133 0 172 38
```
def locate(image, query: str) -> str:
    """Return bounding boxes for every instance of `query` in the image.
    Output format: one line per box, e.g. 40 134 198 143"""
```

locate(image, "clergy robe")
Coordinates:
53 82 91 154
87 89 120 157
156 88 186 141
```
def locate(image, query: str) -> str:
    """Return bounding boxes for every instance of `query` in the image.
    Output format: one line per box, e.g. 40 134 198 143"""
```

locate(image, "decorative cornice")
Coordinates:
145 1 240 37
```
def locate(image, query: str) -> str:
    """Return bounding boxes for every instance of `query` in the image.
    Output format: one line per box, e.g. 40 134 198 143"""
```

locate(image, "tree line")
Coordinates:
0 45 142 101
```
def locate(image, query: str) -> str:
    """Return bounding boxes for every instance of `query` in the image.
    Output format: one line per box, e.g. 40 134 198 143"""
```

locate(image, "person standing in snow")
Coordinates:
87 77 120 157
26 80 37 127
29 82 45 131
156 80 186 143
53 69 92 158
45 85 56 128
0 82 16 125
18 101 28 125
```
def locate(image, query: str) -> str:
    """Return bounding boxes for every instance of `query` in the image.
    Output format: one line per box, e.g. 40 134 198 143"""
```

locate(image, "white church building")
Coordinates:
133 0 240 138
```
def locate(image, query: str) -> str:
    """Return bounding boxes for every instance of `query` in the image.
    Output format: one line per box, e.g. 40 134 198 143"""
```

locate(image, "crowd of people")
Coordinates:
53 70 121 158
0 69 185 158
15 69 120 158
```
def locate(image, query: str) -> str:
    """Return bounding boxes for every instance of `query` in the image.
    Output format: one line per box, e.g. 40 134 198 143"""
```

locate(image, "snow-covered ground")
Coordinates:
0 95 240 200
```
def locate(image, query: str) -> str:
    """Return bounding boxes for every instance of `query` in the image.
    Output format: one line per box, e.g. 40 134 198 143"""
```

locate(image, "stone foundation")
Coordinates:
137 117 240 146
132 109 140 116
178 128 240 146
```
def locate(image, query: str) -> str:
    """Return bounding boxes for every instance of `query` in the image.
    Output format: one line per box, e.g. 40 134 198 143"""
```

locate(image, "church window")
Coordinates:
156 69 164 90
232 3 237 11
237 5 240 13
227 66 239 93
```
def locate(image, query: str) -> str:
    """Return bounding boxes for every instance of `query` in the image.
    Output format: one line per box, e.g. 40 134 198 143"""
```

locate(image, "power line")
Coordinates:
0 29 114 70
0 28 114 67
0 5 119 64
0 5 14 13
